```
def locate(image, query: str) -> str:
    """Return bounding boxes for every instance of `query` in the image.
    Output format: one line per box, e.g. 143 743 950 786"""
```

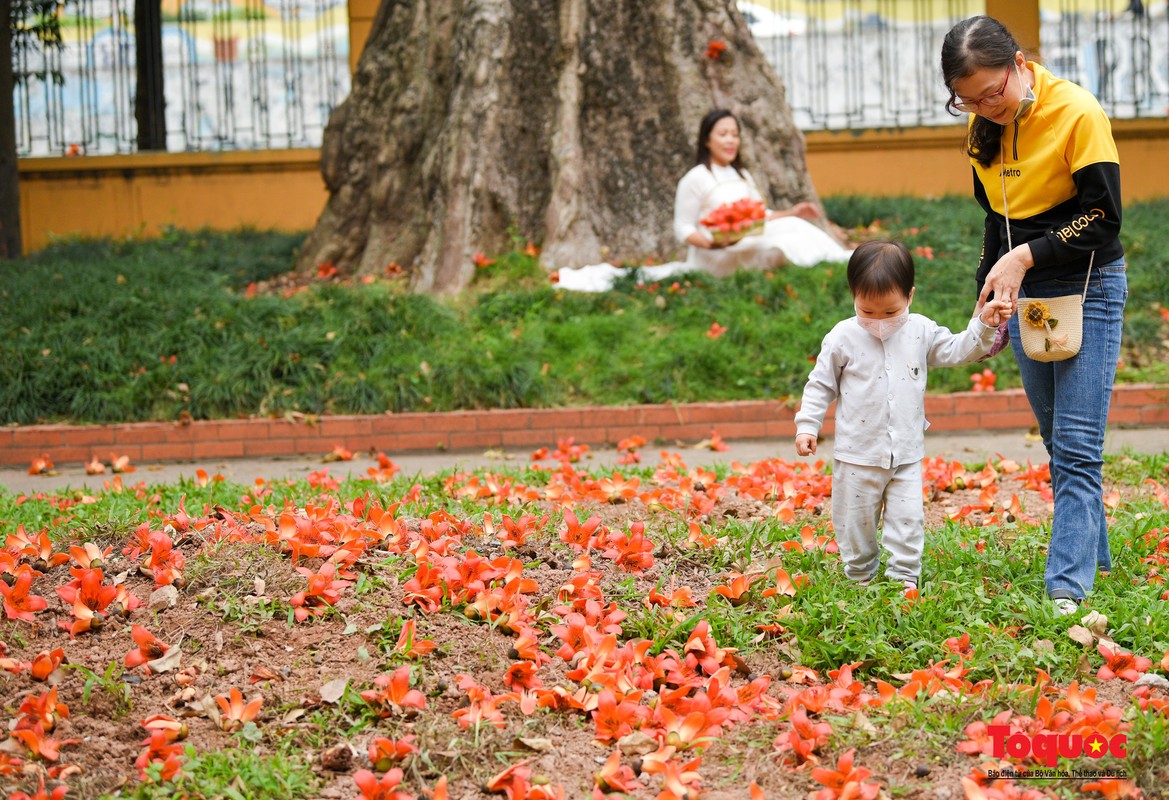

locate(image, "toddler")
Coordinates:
794 240 1012 590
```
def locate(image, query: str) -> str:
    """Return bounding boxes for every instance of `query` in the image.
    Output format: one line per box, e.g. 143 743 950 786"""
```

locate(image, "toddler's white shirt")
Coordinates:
795 314 997 468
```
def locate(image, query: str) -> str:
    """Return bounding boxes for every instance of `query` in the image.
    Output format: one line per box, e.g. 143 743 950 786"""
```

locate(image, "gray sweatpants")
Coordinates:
831 458 923 585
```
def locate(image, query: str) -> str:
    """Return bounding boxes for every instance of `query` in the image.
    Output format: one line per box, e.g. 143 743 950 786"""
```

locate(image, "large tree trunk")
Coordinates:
0 0 22 259
299 0 820 293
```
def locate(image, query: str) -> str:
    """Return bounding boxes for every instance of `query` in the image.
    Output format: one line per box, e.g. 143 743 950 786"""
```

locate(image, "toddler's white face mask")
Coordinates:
856 308 909 341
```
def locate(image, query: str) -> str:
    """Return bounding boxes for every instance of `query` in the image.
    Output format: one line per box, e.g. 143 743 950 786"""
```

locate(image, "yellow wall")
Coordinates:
804 119 1169 200
348 0 380 74
19 120 1168 252
19 150 327 252
14 0 1168 252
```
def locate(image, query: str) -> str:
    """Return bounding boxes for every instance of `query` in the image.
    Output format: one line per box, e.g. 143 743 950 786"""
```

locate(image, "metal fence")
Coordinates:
11 1 1169 156
743 0 1169 130
13 0 350 156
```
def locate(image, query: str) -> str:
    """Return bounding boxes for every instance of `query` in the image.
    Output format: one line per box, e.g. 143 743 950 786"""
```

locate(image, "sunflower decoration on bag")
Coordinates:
1023 300 1069 352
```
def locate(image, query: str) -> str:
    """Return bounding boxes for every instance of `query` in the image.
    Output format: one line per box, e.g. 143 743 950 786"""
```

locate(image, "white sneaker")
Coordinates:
1053 598 1079 617
903 580 918 592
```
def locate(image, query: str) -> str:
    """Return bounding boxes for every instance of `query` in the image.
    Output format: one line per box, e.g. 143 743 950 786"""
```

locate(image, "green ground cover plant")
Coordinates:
0 448 1166 798
1 197 1166 425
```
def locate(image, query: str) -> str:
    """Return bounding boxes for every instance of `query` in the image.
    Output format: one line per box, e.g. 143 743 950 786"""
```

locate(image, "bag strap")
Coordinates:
1077 252 1094 304
1002 145 1095 305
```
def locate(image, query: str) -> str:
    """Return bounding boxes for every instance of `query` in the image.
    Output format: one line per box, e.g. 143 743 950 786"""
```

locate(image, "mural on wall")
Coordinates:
10 0 1167 157
14 0 351 155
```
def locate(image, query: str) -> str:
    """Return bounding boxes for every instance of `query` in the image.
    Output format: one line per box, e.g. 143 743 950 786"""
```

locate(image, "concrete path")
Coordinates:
3 427 1167 496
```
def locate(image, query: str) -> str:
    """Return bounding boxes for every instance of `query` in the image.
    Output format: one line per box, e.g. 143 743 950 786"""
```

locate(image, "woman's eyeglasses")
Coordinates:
947 68 1012 114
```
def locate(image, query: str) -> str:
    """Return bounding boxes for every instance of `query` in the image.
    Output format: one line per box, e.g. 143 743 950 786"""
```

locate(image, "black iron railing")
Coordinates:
13 0 350 156
11 1 1168 156
741 0 1167 129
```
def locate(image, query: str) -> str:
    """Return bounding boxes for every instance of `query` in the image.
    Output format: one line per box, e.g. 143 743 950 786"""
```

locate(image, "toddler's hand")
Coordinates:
795 433 817 457
979 298 1013 327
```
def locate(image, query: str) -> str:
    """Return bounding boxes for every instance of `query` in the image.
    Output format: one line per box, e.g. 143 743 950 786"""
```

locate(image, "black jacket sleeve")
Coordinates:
1028 161 1123 268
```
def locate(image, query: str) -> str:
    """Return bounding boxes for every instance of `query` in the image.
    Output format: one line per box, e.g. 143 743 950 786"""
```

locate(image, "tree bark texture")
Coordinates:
299 0 820 292
0 0 23 259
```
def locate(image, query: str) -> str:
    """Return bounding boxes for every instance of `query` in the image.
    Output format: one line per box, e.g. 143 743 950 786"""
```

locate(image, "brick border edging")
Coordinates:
2 384 1166 468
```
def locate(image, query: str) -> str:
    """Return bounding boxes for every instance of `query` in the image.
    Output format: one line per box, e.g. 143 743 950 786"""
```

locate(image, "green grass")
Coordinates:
2 450 1168 797
109 742 320 799
2 197 1166 425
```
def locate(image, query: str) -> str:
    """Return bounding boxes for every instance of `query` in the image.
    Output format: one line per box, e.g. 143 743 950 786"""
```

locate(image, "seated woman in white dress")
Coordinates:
674 109 852 276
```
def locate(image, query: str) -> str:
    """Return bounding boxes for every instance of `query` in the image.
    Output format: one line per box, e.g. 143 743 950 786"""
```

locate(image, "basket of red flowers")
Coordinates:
700 198 767 246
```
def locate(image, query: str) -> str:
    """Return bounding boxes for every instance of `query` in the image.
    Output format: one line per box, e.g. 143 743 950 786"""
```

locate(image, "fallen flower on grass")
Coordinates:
136 728 185 781
214 687 263 732
1 566 49 623
11 724 78 762
142 714 188 742
944 632 974 657
773 707 833 765
503 661 542 691
56 568 118 637
706 322 727 339
68 543 111 570
6 776 68 800
710 572 759 606
354 767 414 800
810 749 880 800
645 583 697 609
368 735 418 771
360 666 427 717
124 625 170 670
486 760 533 798
600 522 655 574
289 562 351 622
1096 642 1152 682
394 619 437 659
29 649 66 681
16 687 69 732
139 532 185 588
761 568 807 599
20 530 71 573
559 511 603 552
594 750 642 794
1080 778 1144 799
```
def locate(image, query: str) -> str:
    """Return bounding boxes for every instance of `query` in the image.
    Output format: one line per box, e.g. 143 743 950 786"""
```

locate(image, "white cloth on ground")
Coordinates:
554 163 850 292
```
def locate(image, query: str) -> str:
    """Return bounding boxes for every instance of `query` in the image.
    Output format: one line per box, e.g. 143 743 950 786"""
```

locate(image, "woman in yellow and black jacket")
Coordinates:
941 16 1128 616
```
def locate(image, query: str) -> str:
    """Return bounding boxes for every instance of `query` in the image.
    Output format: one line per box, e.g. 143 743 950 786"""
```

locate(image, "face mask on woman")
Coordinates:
1013 64 1036 121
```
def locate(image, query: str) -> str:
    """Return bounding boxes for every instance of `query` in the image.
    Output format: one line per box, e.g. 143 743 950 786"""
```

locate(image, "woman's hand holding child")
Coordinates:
977 297 1014 327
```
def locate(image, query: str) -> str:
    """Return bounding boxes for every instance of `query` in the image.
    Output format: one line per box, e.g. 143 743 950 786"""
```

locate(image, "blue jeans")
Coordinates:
1008 261 1128 601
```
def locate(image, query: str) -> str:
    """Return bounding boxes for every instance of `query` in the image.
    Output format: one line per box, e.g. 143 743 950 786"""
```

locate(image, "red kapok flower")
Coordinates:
1096 642 1152 682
